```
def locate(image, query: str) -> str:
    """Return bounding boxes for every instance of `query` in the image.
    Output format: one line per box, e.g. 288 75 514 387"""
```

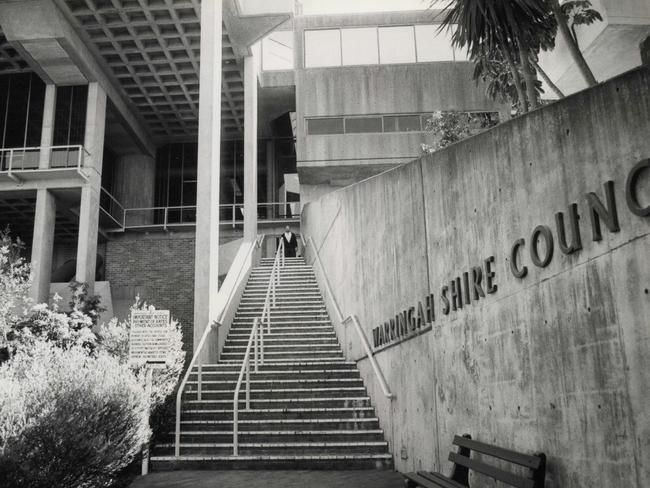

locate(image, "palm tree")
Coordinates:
435 0 551 113
550 0 598 86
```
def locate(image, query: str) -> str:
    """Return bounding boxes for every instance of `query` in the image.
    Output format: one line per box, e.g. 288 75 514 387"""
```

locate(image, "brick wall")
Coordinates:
105 231 195 353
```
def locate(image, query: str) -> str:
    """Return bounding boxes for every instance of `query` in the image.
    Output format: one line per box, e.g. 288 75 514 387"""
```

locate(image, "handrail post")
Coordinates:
245 360 251 410
164 207 168 231
253 318 259 373
9 148 13 172
197 362 202 401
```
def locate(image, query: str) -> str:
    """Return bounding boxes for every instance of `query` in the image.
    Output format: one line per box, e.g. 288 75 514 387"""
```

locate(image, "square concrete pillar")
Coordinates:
243 55 258 243
193 0 223 354
39 84 56 169
30 189 56 303
75 82 106 291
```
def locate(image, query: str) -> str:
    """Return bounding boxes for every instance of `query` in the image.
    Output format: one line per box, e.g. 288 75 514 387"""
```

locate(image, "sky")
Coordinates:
300 0 434 15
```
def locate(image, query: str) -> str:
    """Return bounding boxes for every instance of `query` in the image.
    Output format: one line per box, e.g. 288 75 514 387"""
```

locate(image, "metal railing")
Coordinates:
0 145 88 172
100 187 126 229
220 202 302 227
232 238 284 455
301 235 393 399
174 236 264 457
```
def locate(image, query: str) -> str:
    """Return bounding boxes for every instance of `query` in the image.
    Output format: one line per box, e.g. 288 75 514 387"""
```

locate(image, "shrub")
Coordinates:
0 342 150 488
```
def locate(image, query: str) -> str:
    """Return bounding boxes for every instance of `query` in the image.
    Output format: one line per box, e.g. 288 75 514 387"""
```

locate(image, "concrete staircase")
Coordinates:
151 257 393 470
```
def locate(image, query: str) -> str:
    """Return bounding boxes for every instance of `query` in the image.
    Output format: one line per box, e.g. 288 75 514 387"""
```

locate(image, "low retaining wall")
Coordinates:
302 67 650 487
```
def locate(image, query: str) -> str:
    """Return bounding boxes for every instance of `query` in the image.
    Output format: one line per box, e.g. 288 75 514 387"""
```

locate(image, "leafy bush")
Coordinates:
96 298 185 410
0 229 31 358
0 342 150 488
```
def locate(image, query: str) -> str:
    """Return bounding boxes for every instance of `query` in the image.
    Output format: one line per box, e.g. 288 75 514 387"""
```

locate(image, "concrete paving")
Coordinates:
129 470 405 488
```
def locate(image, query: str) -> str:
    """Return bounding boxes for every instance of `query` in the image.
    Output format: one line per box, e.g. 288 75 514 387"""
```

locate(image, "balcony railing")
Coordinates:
0 145 88 173
97 195 301 232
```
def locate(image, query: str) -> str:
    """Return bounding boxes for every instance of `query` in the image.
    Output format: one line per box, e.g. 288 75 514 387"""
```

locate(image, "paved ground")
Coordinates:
129 470 405 488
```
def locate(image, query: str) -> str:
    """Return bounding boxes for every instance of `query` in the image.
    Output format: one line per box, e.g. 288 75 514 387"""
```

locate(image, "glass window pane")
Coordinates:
341 27 378 66
305 29 341 68
378 26 416 64
415 24 455 62
384 115 422 132
345 116 382 133
262 31 294 70
307 118 344 135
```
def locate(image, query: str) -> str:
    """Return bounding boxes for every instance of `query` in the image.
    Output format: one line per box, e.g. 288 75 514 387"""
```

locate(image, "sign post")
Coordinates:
128 309 172 476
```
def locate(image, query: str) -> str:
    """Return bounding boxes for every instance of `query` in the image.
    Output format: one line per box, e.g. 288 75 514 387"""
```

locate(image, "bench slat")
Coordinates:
418 471 467 488
448 452 535 488
452 435 541 469
404 472 443 488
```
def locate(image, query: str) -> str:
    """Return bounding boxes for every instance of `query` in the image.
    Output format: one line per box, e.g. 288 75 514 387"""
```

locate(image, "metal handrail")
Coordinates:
0 145 88 172
301 235 393 399
232 238 284 455
100 186 126 229
174 236 263 457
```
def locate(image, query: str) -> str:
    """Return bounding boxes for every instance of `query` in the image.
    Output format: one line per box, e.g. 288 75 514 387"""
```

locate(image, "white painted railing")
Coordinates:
232 238 284 455
301 235 394 399
0 145 88 172
174 237 263 457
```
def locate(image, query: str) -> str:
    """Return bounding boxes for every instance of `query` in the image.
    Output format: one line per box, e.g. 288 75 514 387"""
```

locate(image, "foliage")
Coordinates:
0 342 150 488
433 0 601 112
9 295 98 353
68 281 107 326
561 0 603 45
421 111 499 154
96 297 185 410
0 229 31 356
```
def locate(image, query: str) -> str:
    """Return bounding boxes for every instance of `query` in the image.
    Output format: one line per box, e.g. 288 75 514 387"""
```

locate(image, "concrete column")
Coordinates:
76 82 106 291
266 139 275 214
30 189 56 303
39 84 56 169
113 153 156 225
243 55 258 242
193 0 223 353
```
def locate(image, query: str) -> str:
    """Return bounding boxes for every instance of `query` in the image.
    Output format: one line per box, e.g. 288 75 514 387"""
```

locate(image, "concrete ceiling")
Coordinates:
0 27 29 73
55 0 243 141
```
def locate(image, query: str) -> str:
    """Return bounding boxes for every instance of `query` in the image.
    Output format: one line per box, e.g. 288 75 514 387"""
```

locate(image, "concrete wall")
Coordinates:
301 67 650 486
293 12 508 196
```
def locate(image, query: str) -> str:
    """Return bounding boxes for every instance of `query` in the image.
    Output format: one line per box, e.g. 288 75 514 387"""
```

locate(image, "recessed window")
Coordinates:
378 26 416 64
415 24 455 62
341 27 379 66
345 116 383 133
384 115 422 132
305 29 341 68
307 118 344 135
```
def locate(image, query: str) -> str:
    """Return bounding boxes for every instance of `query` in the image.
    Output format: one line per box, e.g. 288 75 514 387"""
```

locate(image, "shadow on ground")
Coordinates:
129 470 405 488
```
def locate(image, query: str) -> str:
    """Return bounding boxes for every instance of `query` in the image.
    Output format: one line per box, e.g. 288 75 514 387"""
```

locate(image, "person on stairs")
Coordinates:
281 225 298 257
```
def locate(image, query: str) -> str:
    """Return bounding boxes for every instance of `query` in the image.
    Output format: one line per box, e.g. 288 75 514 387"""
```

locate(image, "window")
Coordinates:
304 29 341 68
384 115 422 132
341 27 378 66
307 118 344 135
262 31 294 70
345 116 383 133
415 24 455 62
378 26 416 64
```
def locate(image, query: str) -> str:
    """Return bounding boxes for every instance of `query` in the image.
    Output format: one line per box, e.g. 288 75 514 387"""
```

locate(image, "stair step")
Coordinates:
185 397 372 410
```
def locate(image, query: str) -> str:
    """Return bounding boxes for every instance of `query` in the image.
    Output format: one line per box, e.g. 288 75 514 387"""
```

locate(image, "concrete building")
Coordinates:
1 0 649 482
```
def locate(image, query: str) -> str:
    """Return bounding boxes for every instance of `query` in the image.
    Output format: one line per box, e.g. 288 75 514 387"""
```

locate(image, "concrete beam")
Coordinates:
193 0 223 356
30 189 56 303
223 0 292 59
0 0 155 157
243 55 258 242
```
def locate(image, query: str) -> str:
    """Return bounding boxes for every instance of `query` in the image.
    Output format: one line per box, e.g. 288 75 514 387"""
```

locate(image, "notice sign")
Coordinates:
128 310 171 365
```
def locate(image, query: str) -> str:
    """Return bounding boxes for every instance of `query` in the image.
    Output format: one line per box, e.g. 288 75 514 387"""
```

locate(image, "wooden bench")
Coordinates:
404 435 546 488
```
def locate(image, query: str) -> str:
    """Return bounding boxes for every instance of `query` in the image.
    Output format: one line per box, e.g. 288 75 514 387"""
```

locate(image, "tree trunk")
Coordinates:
532 59 565 98
518 42 540 109
501 46 528 113
551 1 597 86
